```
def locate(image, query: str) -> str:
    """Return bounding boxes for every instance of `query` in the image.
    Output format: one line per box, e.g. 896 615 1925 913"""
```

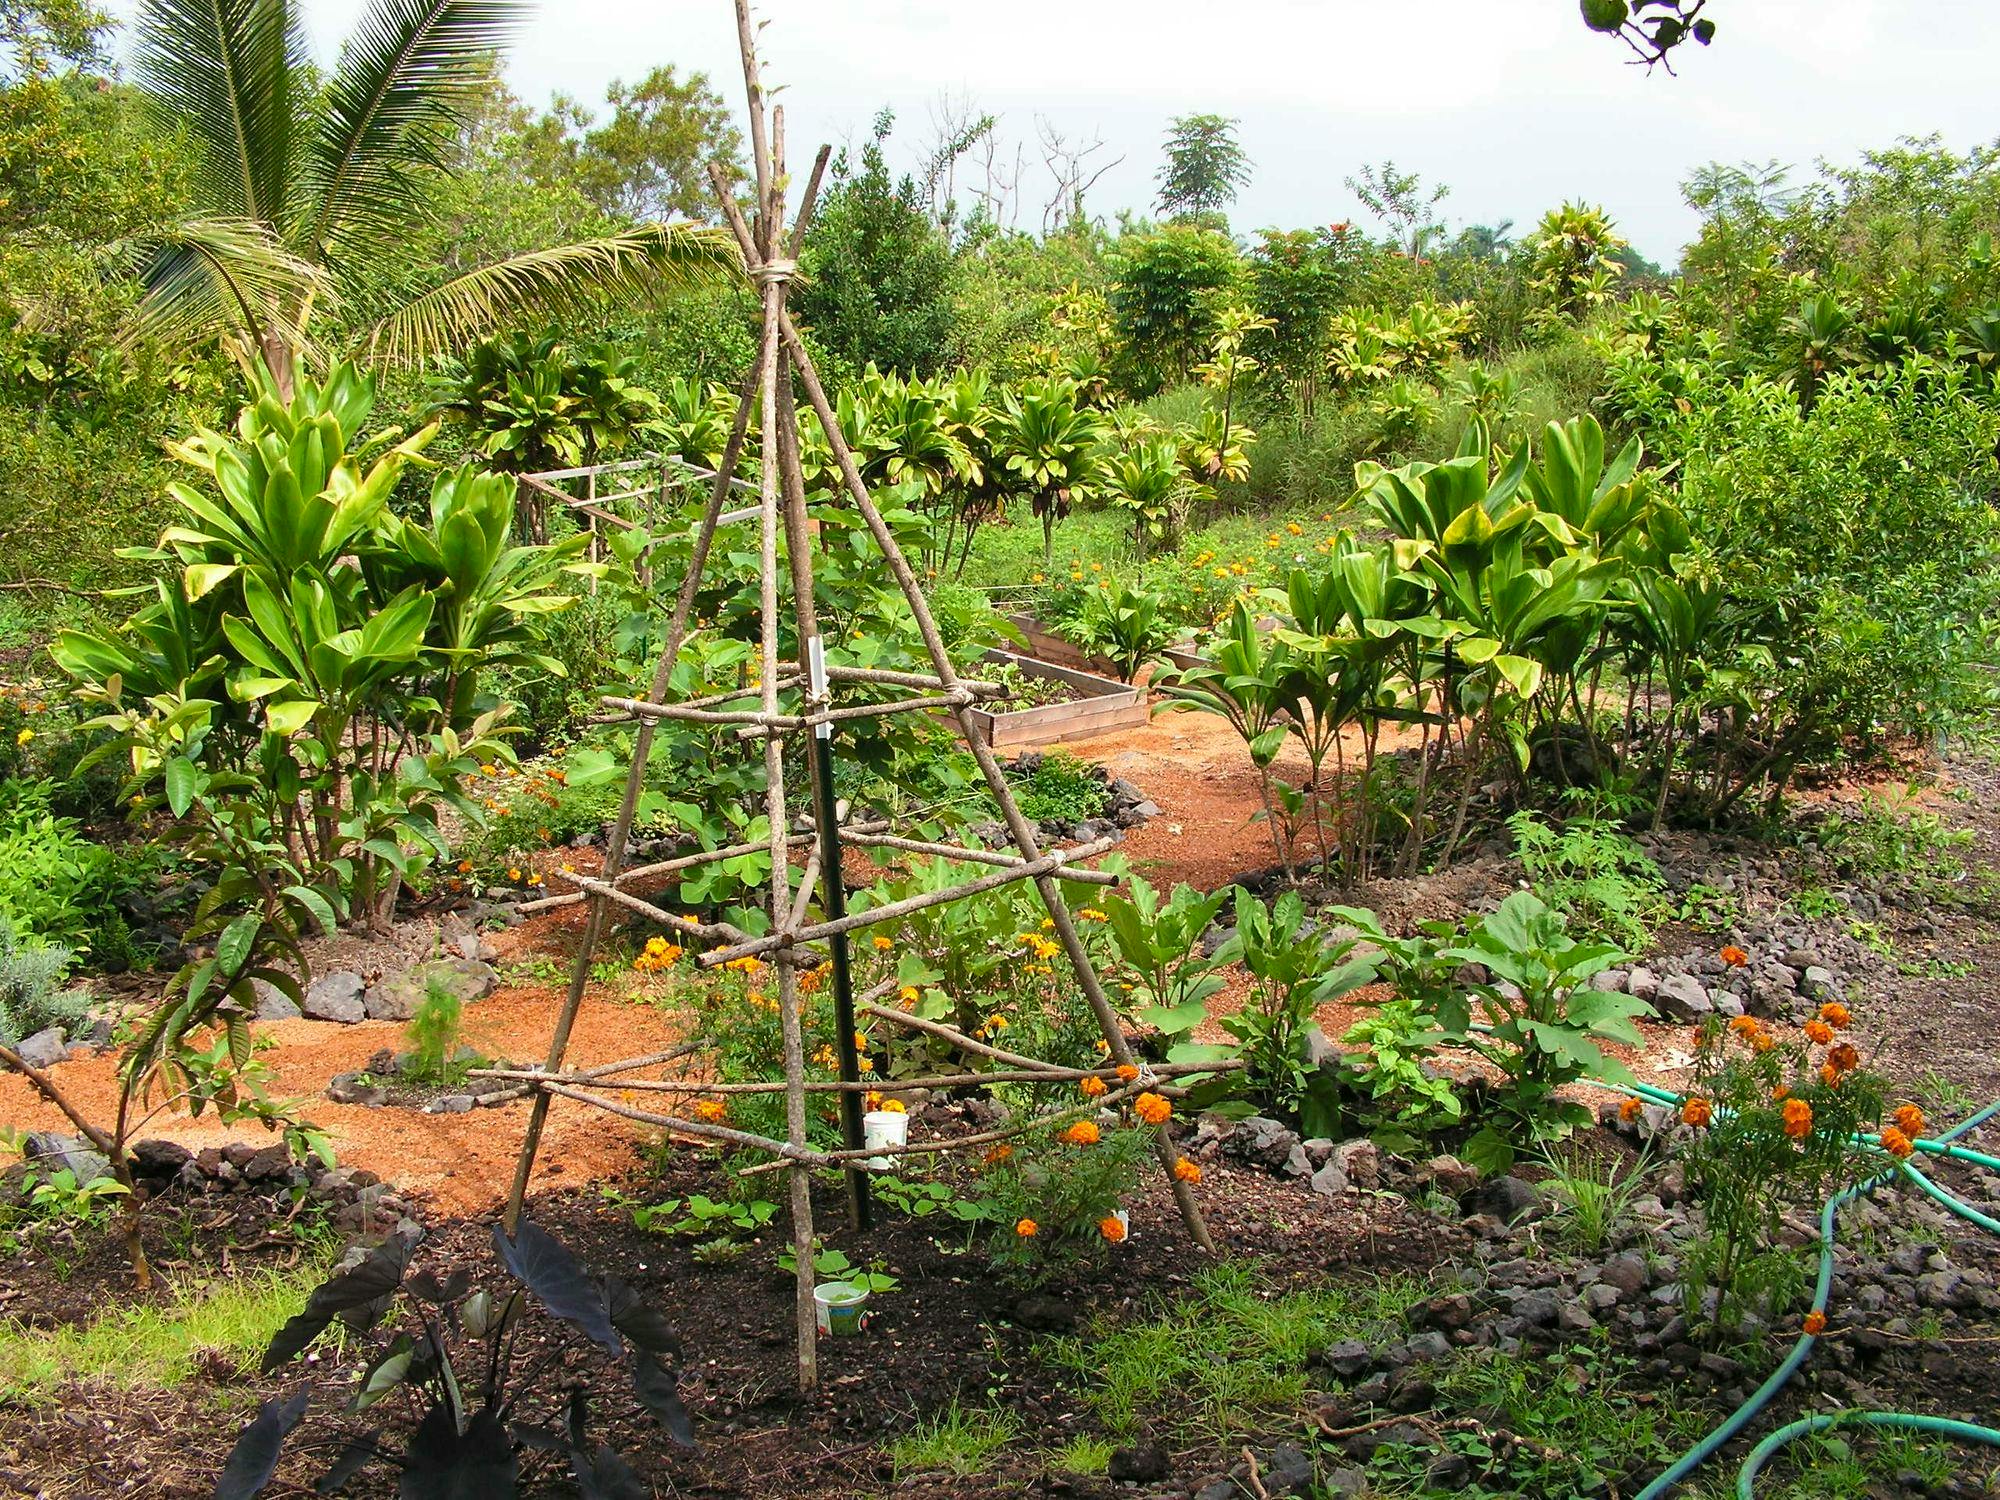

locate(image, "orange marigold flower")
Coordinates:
1804 1019 1834 1045
1133 1092 1172 1126
1014 1217 1039 1238
1827 1042 1860 1077
1879 1126 1915 1159
1818 1001 1852 1030
1803 1309 1827 1336
1060 1120 1101 1147
1720 945 1749 967
692 1098 727 1123
1681 1097 1714 1129
1079 1075 1108 1098
1781 1097 1813 1139
879 1098 906 1113
1098 1214 1128 1244
983 1143 1013 1165
872 934 894 951
1115 1063 1139 1082
1750 1031 1775 1053
1173 1156 1202 1184
1821 1062 1842 1087
865 1089 884 1110
1618 1097 1644 1123
1893 1103 1927 1139
1729 1015 1762 1038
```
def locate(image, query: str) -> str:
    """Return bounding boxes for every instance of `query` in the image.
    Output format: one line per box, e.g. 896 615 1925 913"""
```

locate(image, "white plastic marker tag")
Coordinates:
807 634 831 740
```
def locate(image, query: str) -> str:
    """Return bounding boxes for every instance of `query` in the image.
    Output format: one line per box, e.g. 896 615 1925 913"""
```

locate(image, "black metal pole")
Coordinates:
806 637 872 1230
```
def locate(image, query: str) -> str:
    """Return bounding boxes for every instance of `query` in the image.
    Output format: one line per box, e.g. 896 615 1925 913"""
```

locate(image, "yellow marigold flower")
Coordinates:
1750 1031 1774 1053
646 936 669 955
693 1098 727 1123
1134 1092 1171 1125
857 1054 874 1074
1015 1217 1038 1237
1879 1126 1915 1159
1781 1097 1813 1139
1098 1214 1127 1243
879 1098 905 1113
1060 1120 1100 1146
1114 1063 1139 1082
1893 1103 1927 1139
1618 1097 1644 1123
1076 908 1108 923
507 868 522 882
812 1044 836 1068
1818 1001 1852 1030
14 729 30 747
1173 1156 1202 1184
865 1089 884 1110
898 984 920 1007
1079 1075 1108 1098
1681 1097 1714 1129
724 957 764 974
1803 1309 1827 1336
1804 1019 1834 1045
986 1014 1009 1031
872 934 894 951
1286 522 1303 536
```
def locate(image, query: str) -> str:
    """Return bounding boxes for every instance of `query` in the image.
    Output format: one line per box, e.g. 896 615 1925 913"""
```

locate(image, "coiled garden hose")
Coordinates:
1601 1085 2000 1497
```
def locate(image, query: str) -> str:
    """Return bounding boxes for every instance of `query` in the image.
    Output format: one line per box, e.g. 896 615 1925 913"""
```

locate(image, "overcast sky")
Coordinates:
112 1 2000 266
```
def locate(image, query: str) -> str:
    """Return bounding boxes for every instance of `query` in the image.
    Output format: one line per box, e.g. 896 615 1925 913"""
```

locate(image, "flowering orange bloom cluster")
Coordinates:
1059 1120 1100 1147
1781 1097 1814 1139
1173 1156 1202 1184
1078 1075 1108 1098
692 1098 727 1123
1098 1215 1127 1243
632 936 683 973
1133 1092 1172 1126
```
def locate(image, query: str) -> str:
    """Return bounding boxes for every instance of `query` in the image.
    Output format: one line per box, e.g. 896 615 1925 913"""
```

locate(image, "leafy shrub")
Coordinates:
401 976 475 1087
1507 810 1668 950
1063 581 1181 682
0 917 89 1048
0 779 120 953
1008 751 1108 827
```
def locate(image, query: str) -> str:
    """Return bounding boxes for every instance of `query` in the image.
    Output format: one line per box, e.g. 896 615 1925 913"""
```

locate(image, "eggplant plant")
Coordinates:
215 1220 691 1500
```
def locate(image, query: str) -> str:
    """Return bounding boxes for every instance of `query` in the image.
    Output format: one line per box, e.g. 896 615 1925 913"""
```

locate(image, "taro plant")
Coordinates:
1068 581 1180 683
215 1220 692 1498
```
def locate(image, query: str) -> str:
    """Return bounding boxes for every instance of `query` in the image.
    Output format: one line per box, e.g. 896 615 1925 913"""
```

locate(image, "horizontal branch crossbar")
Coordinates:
695 836 1118 967
839 830 1121 884
554 872 751 943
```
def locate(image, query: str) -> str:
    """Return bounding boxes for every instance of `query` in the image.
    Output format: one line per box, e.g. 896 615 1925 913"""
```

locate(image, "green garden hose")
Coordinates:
1735 1412 2000 1499
1609 1093 2000 1497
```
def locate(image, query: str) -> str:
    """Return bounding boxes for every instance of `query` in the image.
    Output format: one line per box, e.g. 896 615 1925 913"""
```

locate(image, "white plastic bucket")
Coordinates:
814 1280 870 1336
862 1108 908 1169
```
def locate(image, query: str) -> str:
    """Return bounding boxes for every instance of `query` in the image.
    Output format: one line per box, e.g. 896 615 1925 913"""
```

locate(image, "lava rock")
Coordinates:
23 1131 111 1184
303 971 367 1024
1107 1442 1170 1483
1423 1154 1481 1197
1008 1292 1075 1332
1329 1138 1381 1190
253 981 302 1022
1466 1174 1543 1223
328 1071 389 1107
1655 973 1713 1021
364 957 497 1022
12 1026 67 1070
1317 1338 1375 1379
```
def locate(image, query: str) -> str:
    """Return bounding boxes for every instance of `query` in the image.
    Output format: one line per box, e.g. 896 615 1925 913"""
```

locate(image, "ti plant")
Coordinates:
1097 876 1228 1039
216 1220 691 1499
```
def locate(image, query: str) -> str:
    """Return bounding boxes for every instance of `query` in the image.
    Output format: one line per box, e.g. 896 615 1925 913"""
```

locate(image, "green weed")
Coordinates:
887 1404 1020 1479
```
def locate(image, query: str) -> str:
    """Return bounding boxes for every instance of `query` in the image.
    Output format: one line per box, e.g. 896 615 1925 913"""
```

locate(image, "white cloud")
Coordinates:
106 0 2000 264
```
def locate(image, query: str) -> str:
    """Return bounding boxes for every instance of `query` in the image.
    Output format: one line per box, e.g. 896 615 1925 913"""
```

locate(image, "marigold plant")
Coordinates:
978 1119 1152 1280
1677 1005 1891 1334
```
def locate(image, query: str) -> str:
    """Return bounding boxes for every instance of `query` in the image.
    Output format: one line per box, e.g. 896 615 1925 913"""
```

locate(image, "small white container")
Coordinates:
813 1280 870 1336
862 1108 908 1169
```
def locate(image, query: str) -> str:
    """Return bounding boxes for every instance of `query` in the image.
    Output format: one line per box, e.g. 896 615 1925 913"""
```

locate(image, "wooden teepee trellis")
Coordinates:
494 0 1212 1391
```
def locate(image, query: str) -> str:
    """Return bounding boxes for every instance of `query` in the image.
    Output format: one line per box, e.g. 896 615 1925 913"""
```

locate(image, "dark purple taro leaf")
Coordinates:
601 1275 681 1358
570 1445 647 1500
489 1221 620 1353
632 1355 696 1449
262 1240 412 1372
312 1434 377 1495
213 1387 312 1500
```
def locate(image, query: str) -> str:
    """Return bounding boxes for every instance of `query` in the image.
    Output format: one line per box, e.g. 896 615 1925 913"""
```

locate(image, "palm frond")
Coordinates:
134 0 310 230
123 216 327 359
367 223 741 366
305 0 526 257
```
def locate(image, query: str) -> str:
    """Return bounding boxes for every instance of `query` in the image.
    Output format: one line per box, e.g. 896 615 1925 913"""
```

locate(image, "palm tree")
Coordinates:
129 0 736 394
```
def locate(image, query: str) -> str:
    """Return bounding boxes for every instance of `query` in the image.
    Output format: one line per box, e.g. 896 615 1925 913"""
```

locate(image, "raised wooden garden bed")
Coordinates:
1006 612 1119 677
958 649 1149 749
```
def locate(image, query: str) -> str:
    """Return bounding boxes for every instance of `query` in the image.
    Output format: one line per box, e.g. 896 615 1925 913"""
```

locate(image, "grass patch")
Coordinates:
1046 1259 1427 1444
1052 1434 1113 1475
887 1404 1021 1479
0 1263 331 1402
1684 1428 1964 1500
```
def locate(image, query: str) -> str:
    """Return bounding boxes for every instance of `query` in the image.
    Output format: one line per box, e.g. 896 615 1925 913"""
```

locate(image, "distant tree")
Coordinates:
520 65 744 223
796 109 962 377
1155 113 1250 223
0 0 106 78
1109 222 1241 393
1248 227 1358 419
1346 161 1450 256
1450 220 1516 262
